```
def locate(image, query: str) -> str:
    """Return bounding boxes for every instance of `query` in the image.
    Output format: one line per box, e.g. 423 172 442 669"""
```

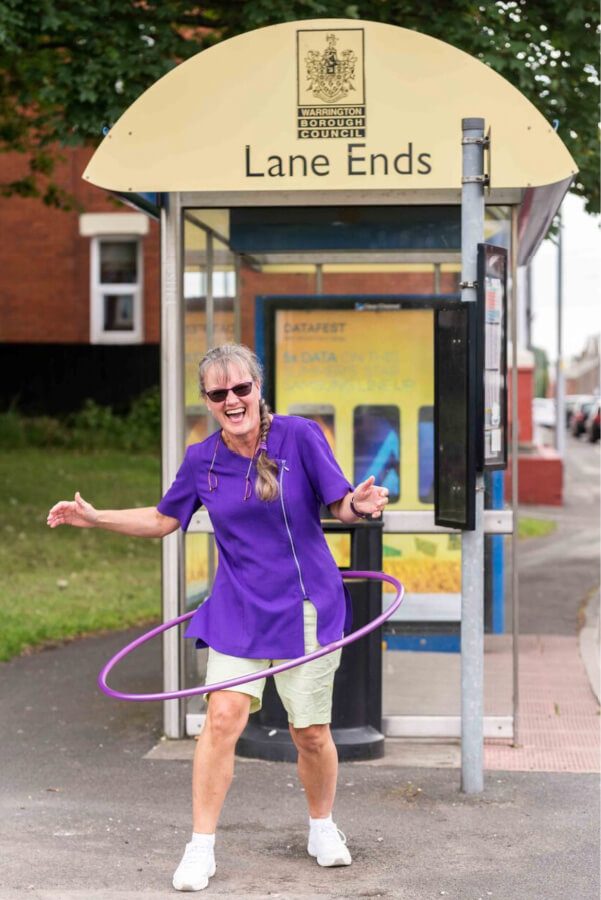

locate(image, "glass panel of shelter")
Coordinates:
182 211 240 701
179 205 512 732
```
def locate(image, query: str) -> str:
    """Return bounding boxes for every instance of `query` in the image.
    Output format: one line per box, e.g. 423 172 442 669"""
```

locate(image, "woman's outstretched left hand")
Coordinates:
352 475 390 518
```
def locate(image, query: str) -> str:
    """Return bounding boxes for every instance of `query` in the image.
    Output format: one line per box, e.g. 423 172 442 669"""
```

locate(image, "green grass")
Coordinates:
518 516 558 540
0 447 559 662
0 449 162 662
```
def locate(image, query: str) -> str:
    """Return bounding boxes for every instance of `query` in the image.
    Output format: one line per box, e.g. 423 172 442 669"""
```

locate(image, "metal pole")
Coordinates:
555 212 565 460
206 231 214 351
315 262 323 295
234 253 241 343
460 117 485 793
160 192 186 739
433 262 442 295
510 207 521 747
204 231 218 591
525 263 533 350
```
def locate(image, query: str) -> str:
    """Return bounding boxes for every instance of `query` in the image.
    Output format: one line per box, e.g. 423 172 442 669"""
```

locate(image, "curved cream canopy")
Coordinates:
83 18 576 194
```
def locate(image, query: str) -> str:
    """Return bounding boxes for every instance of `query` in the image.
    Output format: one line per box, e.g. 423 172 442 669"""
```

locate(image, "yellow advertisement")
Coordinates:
184 309 235 602
184 310 235 408
274 306 461 619
185 533 215 609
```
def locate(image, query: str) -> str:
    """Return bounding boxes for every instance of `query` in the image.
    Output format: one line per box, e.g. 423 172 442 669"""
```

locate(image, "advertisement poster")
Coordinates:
481 245 507 469
184 309 235 409
183 308 235 604
274 306 461 622
477 243 508 470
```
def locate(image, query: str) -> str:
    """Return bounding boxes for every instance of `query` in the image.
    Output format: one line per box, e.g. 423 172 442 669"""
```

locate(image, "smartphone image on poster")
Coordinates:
287 404 336 452
418 405 434 504
353 405 400 503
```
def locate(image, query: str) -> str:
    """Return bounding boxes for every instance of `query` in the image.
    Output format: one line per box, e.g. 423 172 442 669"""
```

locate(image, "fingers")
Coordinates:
47 501 72 527
374 487 389 513
352 478 390 518
47 500 70 516
357 478 389 502
47 494 86 528
355 475 375 496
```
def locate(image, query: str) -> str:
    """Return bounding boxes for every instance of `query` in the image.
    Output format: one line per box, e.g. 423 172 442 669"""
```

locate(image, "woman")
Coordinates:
47 343 389 893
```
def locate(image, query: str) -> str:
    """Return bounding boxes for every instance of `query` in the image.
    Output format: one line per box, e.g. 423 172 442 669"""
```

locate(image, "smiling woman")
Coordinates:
200 348 263 455
47 340 391 892
199 344 280 502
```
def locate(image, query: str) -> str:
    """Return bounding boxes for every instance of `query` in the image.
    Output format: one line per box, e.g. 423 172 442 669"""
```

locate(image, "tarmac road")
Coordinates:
0 627 598 900
1 434 599 898
518 433 600 635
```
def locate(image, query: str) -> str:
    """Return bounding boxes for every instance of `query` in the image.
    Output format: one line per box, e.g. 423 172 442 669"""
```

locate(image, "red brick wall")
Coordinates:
0 146 160 344
1 143 457 348
507 364 534 445
240 267 458 348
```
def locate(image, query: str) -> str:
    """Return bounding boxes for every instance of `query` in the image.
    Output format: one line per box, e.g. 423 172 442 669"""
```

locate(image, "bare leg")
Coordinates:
192 690 251 833
289 723 338 818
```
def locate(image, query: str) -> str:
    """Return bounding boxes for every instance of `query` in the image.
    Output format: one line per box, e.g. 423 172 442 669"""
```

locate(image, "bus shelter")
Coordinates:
84 19 576 791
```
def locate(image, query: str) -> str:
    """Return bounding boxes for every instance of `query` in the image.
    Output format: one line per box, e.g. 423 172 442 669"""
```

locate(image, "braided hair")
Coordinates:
199 344 279 502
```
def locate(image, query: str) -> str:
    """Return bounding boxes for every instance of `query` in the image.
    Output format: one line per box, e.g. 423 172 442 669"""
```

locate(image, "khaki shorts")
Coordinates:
204 600 341 728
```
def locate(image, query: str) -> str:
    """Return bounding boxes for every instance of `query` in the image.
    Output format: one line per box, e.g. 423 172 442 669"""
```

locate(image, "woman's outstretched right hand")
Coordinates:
47 492 100 529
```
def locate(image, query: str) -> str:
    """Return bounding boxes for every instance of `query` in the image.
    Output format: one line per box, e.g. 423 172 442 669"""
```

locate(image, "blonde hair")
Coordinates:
199 344 279 502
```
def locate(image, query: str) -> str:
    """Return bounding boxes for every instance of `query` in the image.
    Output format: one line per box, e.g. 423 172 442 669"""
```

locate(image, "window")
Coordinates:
90 237 143 343
183 269 236 300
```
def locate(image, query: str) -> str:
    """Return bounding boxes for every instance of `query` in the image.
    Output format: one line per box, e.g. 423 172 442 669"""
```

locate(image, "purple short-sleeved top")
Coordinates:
157 414 353 659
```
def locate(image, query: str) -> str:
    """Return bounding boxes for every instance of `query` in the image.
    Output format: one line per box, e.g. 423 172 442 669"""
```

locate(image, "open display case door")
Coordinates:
434 302 478 530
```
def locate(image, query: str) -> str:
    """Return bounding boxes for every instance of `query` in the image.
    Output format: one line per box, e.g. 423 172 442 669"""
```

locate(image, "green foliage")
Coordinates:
532 346 549 397
0 388 161 451
518 516 557 538
0 1 598 211
0 448 161 661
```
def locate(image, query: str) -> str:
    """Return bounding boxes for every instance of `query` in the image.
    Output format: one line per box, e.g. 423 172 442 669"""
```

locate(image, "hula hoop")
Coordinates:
98 570 404 702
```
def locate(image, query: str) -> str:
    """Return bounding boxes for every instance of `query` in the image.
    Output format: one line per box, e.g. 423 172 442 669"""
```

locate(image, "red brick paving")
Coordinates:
484 635 600 773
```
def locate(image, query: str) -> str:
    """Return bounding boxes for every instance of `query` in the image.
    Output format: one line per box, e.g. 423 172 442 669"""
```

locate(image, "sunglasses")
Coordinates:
204 381 253 404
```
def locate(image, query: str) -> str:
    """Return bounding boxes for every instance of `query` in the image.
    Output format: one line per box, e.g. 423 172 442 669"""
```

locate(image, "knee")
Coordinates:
290 723 331 755
206 692 250 745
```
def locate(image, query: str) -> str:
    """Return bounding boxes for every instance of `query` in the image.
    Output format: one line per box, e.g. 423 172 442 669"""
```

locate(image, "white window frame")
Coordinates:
90 235 143 344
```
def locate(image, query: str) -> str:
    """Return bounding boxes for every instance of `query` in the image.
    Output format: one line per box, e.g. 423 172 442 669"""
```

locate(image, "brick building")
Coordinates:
0 145 460 414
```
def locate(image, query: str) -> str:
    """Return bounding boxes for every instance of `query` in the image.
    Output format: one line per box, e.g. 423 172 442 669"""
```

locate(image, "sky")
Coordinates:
530 192 600 364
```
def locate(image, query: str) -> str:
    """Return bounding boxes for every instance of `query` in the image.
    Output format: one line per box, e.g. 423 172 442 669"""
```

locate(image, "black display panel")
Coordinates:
434 304 477 530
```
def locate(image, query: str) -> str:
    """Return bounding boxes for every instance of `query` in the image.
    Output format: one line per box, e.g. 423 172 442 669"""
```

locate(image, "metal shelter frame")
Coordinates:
158 133 520 792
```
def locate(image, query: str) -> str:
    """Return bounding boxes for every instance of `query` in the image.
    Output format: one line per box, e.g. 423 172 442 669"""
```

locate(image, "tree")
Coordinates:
1 0 598 211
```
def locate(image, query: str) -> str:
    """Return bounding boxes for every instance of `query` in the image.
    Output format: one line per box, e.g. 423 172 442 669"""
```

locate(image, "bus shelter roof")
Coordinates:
85 19 577 265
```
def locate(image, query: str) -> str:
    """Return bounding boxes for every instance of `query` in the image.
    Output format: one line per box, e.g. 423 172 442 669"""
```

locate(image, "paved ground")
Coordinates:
1 436 599 899
1 626 599 899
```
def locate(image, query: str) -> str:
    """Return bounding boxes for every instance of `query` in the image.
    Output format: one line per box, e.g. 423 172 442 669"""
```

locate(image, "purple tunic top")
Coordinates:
157 414 353 659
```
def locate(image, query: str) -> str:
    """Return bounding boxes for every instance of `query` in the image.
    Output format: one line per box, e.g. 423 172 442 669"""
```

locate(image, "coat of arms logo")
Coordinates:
304 33 358 105
297 28 366 140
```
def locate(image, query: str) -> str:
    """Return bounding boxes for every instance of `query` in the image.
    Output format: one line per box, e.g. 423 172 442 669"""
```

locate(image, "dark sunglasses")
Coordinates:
204 381 253 404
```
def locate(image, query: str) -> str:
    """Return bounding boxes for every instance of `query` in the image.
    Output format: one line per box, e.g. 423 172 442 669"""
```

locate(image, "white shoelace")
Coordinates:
314 822 347 848
180 843 213 866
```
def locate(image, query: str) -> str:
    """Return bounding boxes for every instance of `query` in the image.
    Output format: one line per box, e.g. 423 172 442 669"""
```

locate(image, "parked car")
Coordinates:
532 397 556 428
565 394 594 427
570 399 596 437
584 401 600 443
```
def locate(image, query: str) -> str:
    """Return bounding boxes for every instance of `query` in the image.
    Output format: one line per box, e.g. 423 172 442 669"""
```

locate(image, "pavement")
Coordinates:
1 439 599 899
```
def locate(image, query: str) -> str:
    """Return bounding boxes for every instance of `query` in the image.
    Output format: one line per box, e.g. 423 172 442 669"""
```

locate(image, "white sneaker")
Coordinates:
307 820 352 867
172 841 216 892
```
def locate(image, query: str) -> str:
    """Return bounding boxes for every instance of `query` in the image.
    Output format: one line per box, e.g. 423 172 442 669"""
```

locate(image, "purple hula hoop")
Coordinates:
98 570 404 702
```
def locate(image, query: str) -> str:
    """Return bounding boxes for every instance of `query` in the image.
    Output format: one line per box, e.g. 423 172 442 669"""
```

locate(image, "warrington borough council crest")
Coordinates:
297 29 365 139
